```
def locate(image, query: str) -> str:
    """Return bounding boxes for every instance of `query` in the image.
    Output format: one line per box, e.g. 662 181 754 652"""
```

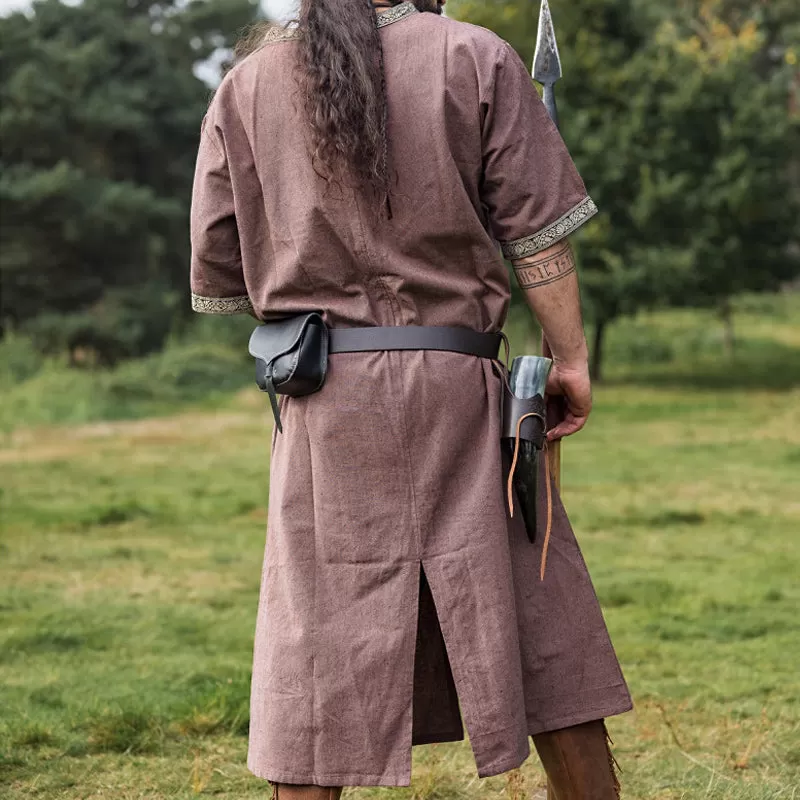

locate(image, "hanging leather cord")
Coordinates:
506 412 553 581
539 439 554 581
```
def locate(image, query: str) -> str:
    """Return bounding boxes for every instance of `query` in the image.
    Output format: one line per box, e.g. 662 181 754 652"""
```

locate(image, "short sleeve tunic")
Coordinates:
190 2 631 788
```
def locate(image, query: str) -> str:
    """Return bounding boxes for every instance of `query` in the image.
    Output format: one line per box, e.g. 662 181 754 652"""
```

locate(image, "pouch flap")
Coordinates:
248 312 324 366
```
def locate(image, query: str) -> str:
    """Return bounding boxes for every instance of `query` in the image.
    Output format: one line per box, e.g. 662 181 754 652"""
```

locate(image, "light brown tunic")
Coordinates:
190 2 631 787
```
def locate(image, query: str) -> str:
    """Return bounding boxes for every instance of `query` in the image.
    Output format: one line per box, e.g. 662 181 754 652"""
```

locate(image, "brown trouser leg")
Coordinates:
532 720 621 800
271 784 343 800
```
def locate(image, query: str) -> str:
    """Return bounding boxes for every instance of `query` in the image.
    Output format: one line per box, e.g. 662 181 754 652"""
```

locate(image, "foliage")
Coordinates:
0 336 252 432
0 0 258 358
451 0 800 377
20 285 180 365
0 331 45 388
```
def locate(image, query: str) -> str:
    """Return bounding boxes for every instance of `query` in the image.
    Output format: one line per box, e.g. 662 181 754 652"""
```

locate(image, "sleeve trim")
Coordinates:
500 197 599 260
191 293 254 316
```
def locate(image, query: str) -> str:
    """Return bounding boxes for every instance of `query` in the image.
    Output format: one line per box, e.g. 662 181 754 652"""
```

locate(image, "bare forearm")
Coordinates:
511 239 588 366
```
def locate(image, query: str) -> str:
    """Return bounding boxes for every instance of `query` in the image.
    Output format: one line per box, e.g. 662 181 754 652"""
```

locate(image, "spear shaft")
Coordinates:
532 0 564 492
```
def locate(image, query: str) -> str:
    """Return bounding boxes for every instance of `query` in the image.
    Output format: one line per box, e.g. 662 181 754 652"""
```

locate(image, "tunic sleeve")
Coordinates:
480 41 598 260
189 115 253 316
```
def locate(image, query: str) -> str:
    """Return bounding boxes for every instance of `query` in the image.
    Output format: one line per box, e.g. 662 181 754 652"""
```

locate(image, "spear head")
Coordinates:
532 0 562 128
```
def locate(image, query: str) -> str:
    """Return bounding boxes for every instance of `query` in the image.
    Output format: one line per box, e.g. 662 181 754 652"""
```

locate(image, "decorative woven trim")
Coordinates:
500 197 599 260
261 24 301 44
260 2 418 44
191 293 254 315
376 2 419 28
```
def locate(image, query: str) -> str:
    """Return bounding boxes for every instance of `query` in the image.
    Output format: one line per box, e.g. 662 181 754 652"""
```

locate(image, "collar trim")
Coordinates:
376 2 419 28
262 2 419 44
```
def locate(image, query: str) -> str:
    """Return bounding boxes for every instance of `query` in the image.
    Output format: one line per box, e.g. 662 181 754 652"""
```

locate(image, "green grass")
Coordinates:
1 296 799 798
0 314 256 433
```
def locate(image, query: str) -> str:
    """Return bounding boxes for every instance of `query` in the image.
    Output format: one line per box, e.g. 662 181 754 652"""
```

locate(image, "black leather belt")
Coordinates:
328 326 503 360
249 317 504 436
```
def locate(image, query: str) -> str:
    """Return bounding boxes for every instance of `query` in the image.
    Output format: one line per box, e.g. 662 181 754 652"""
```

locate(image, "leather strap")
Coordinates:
328 326 502 360
502 392 547 443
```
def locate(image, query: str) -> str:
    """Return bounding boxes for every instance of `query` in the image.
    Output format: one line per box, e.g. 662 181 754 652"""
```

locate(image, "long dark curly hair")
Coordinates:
236 1 440 220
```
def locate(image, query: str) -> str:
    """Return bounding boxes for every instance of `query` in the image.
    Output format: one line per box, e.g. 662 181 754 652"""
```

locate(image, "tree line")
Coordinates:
1 0 798 376
454 0 800 375
0 0 257 364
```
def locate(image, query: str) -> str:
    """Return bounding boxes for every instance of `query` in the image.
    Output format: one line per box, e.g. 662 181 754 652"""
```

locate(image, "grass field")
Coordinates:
1 298 799 799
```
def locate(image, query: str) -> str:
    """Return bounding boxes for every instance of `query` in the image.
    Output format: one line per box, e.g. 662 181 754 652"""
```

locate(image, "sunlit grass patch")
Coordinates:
11 722 57 750
84 709 167 755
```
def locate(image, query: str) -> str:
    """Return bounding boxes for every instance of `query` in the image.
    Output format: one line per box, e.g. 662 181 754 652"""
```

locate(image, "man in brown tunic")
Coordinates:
190 1 632 797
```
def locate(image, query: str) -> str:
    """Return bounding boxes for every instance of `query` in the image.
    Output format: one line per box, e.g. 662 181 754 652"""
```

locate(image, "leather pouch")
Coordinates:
248 312 329 433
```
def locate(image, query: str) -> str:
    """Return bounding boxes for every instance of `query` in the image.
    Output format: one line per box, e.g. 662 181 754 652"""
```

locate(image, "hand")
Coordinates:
545 361 592 441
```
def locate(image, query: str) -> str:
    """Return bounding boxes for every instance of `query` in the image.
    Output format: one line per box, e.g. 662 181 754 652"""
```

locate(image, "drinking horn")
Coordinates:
502 355 552 543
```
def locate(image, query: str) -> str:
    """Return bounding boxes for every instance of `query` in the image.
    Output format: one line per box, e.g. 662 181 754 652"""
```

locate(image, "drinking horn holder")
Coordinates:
501 355 553 543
